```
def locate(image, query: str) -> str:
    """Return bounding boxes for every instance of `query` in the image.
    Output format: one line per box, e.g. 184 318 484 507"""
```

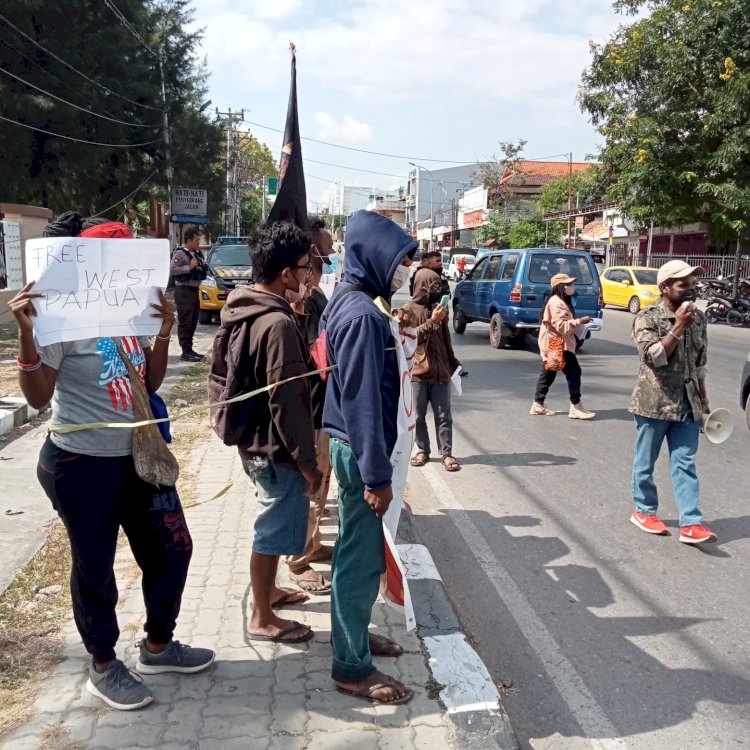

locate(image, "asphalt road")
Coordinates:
405 297 750 749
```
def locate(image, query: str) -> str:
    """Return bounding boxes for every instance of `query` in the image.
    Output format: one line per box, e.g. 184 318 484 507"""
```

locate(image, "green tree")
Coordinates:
537 168 604 215
475 215 512 248
236 136 278 234
0 0 225 235
477 139 527 212
579 0 750 241
507 217 548 248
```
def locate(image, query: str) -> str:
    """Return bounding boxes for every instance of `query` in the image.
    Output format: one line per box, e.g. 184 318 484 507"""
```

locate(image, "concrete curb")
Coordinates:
0 394 42 436
397 503 519 750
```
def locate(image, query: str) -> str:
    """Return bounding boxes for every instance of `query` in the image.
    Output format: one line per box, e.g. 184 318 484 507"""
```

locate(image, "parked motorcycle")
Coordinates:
727 297 750 327
705 294 735 323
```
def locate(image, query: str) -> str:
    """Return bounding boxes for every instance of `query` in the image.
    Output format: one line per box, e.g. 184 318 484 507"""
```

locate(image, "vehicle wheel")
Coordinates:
489 313 510 349
705 306 722 324
727 309 745 328
628 296 641 314
199 309 213 324
453 304 467 334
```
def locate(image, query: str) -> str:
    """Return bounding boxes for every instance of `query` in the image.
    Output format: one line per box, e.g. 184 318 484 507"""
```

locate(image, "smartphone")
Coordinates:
440 294 450 308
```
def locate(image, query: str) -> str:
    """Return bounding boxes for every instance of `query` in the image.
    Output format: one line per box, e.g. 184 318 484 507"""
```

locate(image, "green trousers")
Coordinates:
329 439 386 682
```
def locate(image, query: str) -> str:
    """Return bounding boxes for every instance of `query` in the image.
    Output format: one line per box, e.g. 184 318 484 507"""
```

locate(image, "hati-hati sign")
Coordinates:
25 237 170 346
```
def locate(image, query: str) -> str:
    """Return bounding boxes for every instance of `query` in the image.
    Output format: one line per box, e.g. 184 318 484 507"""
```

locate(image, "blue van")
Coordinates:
452 248 603 348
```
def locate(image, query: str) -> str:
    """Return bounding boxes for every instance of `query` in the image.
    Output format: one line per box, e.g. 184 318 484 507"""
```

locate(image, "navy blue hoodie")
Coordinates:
323 211 418 489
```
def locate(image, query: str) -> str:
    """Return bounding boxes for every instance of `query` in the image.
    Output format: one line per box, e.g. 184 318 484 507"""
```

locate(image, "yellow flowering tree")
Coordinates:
579 0 750 241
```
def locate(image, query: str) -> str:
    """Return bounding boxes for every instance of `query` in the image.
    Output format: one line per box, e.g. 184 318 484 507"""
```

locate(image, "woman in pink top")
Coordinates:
530 273 596 419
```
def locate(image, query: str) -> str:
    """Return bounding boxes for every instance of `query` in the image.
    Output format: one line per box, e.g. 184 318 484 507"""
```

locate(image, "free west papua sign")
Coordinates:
170 187 208 224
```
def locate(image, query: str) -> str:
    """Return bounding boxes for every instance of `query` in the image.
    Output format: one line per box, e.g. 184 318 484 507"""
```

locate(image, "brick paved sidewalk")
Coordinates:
1 439 455 750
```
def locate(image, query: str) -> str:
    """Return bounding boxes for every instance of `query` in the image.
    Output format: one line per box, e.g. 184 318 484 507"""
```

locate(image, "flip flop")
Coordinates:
271 589 310 609
442 456 461 472
335 674 414 705
247 621 314 643
410 452 430 467
289 571 331 594
369 633 404 657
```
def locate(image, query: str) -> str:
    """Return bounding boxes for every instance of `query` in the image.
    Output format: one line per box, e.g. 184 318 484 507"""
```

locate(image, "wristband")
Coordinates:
155 333 171 341
17 352 42 372
667 329 681 341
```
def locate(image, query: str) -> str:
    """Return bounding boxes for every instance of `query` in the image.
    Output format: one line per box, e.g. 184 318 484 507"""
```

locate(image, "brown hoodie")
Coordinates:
220 286 317 471
403 269 460 384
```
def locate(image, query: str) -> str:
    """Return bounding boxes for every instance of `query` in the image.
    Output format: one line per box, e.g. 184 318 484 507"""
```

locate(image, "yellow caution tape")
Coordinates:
48 364 336 434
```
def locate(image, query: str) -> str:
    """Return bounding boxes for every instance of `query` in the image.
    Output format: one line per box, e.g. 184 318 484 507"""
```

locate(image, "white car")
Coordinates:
447 254 476 280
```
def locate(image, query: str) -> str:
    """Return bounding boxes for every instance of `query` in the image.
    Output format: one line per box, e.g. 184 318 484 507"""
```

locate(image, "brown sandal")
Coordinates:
410 452 430 467
369 633 404 657
335 674 414 705
442 455 461 472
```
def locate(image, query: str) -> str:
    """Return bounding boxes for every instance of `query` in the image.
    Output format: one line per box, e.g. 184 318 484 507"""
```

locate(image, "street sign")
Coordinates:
171 187 208 223
267 177 278 197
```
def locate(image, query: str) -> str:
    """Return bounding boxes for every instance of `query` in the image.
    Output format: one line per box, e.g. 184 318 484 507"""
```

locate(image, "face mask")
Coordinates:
391 265 411 293
676 288 698 303
283 270 307 305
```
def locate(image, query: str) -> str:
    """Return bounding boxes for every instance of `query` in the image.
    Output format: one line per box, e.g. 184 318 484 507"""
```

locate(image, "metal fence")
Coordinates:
646 254 750 279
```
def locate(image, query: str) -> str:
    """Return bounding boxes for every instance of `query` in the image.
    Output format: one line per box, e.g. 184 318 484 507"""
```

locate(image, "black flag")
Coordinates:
267 45 308 230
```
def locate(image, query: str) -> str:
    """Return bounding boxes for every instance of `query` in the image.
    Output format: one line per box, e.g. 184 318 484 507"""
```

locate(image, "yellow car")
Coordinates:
199 238 253 323
600 266 660 314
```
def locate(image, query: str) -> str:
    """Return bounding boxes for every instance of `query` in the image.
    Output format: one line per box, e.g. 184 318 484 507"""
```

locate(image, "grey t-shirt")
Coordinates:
40 336 151 457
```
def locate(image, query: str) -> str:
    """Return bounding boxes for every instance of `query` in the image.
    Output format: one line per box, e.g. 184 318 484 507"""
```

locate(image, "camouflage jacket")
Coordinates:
629 299 708 421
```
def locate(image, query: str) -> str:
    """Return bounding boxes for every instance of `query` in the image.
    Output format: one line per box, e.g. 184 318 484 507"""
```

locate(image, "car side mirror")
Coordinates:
622 279 631 286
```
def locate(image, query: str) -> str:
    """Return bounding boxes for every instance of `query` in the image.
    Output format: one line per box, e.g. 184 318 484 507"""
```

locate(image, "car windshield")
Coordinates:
528 253 594 285
210 245 251 266
633 270 658 285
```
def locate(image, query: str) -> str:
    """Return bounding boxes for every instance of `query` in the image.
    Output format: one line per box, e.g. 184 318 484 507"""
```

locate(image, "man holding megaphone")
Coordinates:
628 260 718 545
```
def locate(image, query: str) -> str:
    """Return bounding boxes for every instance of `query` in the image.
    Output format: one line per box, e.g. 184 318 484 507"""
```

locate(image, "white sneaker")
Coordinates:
530 401 556 416
569 402 595 420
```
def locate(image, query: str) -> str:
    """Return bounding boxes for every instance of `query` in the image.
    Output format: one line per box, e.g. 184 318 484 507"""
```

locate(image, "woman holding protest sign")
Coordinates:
7 213 214 712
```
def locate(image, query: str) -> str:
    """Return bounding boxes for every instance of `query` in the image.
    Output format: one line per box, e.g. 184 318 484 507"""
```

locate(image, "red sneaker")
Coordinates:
630 511 668 535
679 525 717 544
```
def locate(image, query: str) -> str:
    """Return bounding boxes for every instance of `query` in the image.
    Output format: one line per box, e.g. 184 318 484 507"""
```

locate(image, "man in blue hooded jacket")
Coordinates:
323 210 417 704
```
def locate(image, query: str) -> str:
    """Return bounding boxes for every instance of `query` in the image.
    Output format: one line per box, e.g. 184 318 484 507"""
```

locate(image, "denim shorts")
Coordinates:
241 456 309 556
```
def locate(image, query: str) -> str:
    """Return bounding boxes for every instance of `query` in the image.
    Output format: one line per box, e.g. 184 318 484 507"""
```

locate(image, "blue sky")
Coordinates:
189 0 628 207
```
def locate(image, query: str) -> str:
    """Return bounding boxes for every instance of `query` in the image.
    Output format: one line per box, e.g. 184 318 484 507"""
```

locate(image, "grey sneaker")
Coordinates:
135 639 215 675
86 659 154 711
530 401 556 416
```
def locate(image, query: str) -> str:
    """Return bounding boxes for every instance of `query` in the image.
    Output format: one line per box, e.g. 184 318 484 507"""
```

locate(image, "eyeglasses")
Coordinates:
293 262 313 276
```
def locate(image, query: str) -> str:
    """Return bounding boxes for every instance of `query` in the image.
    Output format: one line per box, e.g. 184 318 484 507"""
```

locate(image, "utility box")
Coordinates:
0 220 22 290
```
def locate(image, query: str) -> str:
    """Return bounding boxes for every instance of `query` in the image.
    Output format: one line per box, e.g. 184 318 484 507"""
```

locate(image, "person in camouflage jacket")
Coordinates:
628 260 717 545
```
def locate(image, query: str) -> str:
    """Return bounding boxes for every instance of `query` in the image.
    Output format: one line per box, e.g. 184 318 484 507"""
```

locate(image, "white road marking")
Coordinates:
421 463 629 750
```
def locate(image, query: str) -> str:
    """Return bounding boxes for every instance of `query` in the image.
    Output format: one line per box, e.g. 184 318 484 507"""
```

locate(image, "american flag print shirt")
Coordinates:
96 336 147 412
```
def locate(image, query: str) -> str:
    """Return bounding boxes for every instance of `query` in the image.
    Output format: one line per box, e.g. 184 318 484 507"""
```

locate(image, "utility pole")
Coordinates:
216 108 245 235
262 176 267 223
159 60 174 246
567 151 573 249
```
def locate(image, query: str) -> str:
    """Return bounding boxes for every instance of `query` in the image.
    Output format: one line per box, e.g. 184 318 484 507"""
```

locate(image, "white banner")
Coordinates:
24 237 170 346
377 302 418 631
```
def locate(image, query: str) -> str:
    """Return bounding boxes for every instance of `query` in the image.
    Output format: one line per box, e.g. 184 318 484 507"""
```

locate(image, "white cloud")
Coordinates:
314 112 373 144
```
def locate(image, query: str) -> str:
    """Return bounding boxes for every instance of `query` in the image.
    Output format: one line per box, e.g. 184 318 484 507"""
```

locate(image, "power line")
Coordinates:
0 113 162 147
0 66 160 129
102 0 158 59
244 118 481 164
90 170 158 217
0 12 161 111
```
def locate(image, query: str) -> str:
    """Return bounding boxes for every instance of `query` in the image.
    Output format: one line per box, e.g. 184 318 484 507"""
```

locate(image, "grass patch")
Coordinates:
165 357 212 508
0 319 19 399
0 522 71 736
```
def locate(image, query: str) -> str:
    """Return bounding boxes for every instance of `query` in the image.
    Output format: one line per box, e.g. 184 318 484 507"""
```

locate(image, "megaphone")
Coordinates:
701 408 734 444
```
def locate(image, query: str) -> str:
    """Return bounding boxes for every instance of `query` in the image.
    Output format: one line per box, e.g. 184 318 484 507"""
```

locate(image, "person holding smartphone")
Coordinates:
404 269 463 471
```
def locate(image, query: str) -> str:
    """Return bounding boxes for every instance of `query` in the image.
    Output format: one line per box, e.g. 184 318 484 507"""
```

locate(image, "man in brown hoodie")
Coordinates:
404 269 463 471
220 221 322 644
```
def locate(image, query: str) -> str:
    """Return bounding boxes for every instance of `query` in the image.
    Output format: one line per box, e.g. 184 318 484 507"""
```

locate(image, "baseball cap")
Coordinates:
656 260 703 286
550 273 576 287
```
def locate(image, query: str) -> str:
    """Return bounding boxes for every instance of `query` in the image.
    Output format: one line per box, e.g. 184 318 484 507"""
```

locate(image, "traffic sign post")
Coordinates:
170 187 208 225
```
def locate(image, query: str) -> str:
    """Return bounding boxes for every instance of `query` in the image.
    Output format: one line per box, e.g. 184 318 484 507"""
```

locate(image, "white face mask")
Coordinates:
391 264 411 293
